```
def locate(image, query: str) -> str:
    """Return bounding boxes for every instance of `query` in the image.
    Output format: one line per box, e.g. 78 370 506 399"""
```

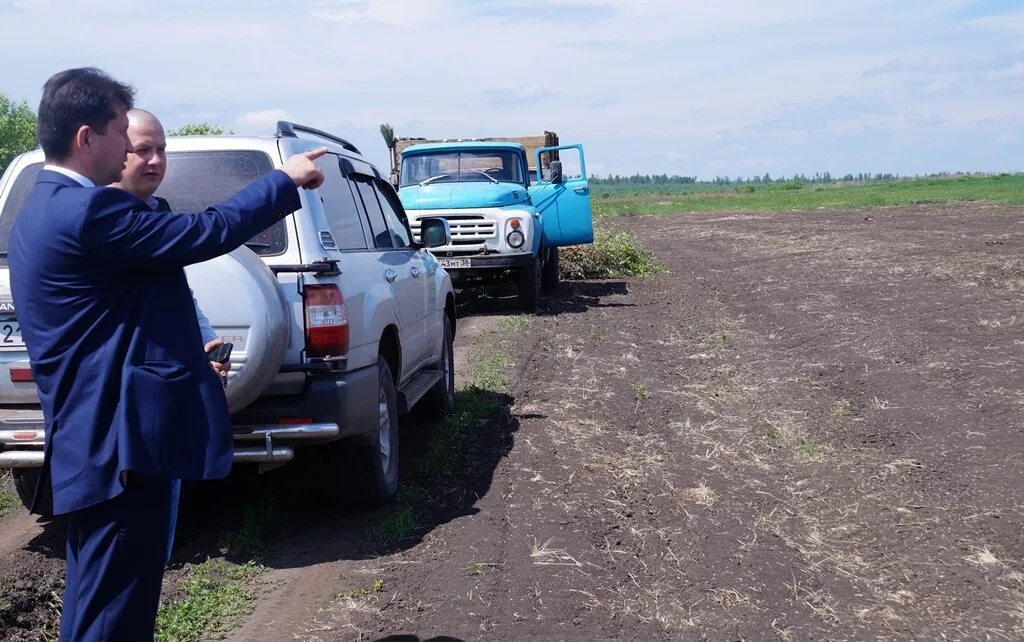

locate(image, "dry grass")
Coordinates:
529 537 582 567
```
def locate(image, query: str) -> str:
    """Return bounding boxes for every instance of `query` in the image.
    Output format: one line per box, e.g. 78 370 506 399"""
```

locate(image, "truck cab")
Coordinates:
397 140 593 311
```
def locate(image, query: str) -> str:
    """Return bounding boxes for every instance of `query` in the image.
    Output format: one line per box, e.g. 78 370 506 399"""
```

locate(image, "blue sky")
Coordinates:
1 0 1022 179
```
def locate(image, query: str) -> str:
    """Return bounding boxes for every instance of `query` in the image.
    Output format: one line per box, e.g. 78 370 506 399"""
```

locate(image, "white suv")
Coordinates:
0 121 457 512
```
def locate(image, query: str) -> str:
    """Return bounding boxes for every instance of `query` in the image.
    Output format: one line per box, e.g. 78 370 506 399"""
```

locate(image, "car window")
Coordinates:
352 177 392 249
157 150 287 255
373 180 412 248
0 162 43 258
315 155 368 250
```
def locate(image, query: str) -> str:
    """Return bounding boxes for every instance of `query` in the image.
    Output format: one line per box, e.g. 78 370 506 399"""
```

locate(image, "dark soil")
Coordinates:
2 203 1023 640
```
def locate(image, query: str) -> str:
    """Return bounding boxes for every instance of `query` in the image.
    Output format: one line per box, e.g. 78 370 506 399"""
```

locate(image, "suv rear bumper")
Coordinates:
0 362 379 469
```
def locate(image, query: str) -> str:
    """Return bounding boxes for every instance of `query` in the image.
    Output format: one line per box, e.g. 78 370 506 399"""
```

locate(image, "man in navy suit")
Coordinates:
7 67 325 641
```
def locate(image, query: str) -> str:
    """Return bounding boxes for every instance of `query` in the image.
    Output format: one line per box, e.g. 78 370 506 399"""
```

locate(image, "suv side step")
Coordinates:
397 370 443 414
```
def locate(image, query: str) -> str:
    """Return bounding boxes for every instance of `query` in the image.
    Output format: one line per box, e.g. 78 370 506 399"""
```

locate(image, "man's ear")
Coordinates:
74 125 91 154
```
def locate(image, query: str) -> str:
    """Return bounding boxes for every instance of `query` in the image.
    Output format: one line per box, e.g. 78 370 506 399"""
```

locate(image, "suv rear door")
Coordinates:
313 153 391 371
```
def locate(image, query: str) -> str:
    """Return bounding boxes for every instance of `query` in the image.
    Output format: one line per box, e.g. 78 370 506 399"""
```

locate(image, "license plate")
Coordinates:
0 320 22 348
438 258 471 269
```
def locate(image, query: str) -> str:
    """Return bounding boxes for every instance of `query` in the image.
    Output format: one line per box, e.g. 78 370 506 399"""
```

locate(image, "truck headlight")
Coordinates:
507 229 525 248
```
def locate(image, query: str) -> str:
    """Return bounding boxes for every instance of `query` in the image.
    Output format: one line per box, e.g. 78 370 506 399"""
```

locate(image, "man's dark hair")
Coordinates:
37 67 135 161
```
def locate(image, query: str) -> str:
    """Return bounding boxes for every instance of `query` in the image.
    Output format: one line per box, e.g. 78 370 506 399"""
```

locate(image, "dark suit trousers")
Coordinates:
60 476 172 642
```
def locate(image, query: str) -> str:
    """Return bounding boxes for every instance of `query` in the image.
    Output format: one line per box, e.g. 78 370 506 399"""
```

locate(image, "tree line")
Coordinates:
591 171 928 186
0 91 226 174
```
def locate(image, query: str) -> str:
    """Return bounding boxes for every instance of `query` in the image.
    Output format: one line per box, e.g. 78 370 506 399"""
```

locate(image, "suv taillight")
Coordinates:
304 284 348 358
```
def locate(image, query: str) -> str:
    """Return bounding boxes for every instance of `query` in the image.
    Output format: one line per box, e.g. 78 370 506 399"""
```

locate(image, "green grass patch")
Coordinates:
218 501 277 559
0 494 17 520
340 578 384 599
0 472 18 519
560 226 665 280
155 559 265 642
592 174 1024 216
416 386 499 479
473 354 512 391
372 485 423 540
760 419 829 461
373 503 417 541
497 314 531 334
797 436 827 459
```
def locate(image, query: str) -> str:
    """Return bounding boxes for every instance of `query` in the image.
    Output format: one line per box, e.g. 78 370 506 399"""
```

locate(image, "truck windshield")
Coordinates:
401 150 524 187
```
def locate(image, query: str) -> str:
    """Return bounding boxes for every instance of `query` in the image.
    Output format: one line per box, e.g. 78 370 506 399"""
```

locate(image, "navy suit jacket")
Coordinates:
8 169 300 515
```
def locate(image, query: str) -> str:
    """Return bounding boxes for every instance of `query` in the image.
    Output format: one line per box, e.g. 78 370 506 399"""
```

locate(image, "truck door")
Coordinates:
527 144 594 247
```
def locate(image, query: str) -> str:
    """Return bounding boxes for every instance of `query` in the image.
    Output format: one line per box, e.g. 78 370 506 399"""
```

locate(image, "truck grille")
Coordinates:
411 215 496 247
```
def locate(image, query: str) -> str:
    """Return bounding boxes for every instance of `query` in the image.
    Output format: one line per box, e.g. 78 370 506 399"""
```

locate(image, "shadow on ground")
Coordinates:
173 386 521 570
456 279 631 318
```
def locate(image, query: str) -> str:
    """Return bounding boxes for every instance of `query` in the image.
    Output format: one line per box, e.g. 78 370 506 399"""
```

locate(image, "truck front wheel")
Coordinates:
517 257 541 312
541 247 560 290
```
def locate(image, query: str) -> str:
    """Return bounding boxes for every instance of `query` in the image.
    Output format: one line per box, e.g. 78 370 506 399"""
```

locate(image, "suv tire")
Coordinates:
422 315 455 418
517 257 541 312
541 247 560 290
344 356 400 507
12 467 52 516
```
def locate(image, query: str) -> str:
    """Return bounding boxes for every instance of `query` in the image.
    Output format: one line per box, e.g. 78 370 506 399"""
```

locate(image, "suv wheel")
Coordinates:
422 315 455 418
517 257 541 312
541 247 560 290
344 356 400 507
12 467 52 516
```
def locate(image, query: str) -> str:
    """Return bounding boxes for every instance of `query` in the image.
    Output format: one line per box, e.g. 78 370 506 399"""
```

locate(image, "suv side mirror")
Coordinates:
546 160 563 184
420 217 451 248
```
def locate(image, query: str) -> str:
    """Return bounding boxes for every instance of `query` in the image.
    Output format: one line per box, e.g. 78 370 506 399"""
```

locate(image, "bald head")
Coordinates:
111 108 167 199
127 108 163 132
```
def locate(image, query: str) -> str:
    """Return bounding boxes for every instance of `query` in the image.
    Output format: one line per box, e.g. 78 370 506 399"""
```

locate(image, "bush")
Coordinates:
559 226 664 280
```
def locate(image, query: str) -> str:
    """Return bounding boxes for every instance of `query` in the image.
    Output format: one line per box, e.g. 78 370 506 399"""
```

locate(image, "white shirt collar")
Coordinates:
42 164 96 188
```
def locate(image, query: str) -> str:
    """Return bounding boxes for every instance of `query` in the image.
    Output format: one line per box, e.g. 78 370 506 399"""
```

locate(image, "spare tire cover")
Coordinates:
185 247 288 413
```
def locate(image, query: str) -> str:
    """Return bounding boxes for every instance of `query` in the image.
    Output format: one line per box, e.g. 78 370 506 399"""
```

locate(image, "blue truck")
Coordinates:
395 134 594 311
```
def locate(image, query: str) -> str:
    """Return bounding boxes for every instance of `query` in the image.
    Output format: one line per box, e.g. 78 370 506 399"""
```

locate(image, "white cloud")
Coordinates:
310 0 445 26
483 84 555 105
989 62 1024 80
236 109 291 131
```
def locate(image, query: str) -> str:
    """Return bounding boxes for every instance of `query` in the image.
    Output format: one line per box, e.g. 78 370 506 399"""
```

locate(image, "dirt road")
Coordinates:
2 203 1023 640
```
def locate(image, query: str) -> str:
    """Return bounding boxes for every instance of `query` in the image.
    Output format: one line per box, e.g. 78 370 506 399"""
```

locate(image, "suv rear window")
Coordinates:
157 150 287 256
0 150 286 259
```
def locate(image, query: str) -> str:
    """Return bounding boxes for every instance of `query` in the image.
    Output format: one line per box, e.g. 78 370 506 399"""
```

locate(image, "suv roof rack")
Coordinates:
276 121 361 155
